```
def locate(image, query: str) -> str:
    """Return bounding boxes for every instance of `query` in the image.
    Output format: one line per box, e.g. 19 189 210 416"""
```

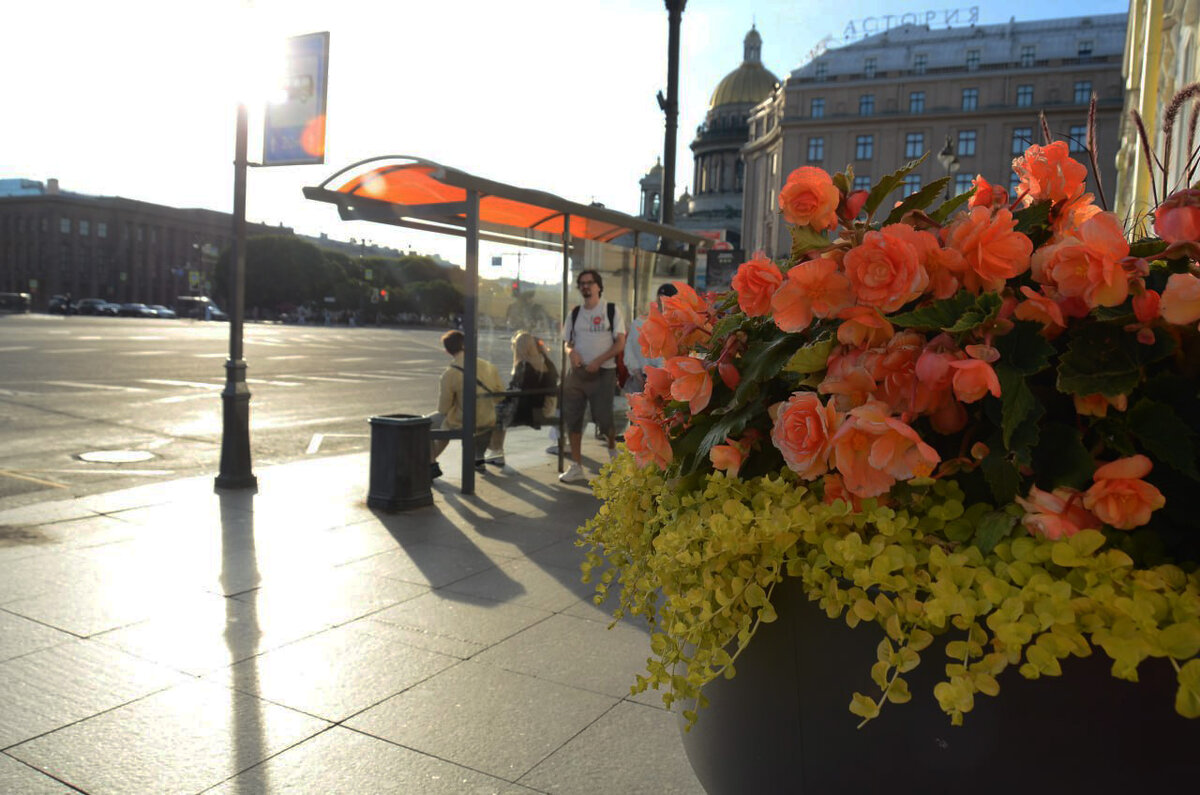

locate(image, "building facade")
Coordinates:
742 14 1128 257
0 179 285 308
638 26 779 251
1115 0 1199 226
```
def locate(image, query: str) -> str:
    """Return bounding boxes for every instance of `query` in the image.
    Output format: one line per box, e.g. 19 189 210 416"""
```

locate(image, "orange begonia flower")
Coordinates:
731 253 783 317
1083 455 1165 530
1014 285 1067 335
770 391 841 479
778 166 840 232
664 356 713 414
625 420 672 470
710 437 748 476
1015 486 1100 540
1160 273 1200 326
842 225 930 312
836 305 894 349
1154 189 1200 244
642 365 674 399
942 206 1033 293
1031 212 1131 309
1012 141 1088 204
1073 393 1127 418
639 304 678 360
947 358 1001 403
771 259 854 332
968 174 1008 209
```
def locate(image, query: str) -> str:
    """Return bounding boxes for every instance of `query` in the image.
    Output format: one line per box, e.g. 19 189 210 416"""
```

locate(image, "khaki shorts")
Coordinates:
562 367 616 437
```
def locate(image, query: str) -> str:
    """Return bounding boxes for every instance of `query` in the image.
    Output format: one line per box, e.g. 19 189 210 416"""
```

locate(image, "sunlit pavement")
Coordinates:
0 429 704 794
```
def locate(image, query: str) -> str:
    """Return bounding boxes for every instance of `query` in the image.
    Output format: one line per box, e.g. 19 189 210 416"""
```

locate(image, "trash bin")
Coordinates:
367 413 434 511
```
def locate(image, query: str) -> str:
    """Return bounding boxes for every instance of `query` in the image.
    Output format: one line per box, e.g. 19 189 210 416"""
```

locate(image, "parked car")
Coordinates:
118 302 159 318
74 298 111 316
147 304 177 319
100 302 121 316
174 295 228 321
48 294 75 314
1 292 33 313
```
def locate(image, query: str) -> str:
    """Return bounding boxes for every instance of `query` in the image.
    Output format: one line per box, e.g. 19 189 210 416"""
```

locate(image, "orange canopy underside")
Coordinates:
337 163 628 242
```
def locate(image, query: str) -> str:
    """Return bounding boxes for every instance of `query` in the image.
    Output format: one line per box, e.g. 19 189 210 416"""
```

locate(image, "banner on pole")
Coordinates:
263 31 330 166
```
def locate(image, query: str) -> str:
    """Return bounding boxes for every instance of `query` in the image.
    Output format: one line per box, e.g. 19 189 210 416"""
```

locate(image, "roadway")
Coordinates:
0 314 527 510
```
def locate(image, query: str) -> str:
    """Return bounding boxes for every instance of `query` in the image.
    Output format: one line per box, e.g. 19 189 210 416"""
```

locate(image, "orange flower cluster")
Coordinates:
623 144 1200 540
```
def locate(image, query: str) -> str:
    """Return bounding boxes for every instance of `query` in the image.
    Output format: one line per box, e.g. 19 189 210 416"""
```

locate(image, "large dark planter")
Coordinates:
680 576 1198 794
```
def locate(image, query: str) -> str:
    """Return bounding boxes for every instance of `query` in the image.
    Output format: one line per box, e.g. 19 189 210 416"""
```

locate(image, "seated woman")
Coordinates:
487 331 558 466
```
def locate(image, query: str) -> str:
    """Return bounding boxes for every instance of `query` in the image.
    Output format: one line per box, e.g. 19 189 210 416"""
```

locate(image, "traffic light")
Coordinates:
511 281 520 297
380 288 388 300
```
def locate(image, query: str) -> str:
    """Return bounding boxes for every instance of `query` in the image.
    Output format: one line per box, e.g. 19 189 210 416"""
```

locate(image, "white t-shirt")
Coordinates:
564 301 625 369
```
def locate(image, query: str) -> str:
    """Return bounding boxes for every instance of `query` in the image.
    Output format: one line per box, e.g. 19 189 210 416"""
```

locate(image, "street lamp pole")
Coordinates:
215 100 257 490
659 0 686 230
938 134 960 200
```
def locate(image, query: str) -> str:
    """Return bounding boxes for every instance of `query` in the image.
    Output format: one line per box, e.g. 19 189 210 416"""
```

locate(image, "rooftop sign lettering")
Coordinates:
843 6 980 40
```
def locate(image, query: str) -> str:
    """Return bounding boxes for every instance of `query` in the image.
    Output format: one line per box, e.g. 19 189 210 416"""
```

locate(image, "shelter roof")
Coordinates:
303 156 705 251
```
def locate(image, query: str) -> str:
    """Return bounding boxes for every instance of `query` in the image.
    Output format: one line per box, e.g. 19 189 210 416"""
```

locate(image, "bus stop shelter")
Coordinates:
303 155 705 494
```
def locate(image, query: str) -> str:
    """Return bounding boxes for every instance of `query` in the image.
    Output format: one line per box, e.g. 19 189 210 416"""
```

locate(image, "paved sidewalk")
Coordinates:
0 431 704 794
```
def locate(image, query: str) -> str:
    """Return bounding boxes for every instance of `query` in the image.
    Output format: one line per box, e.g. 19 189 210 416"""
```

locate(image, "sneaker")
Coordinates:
430 462 443 480
559 463 588 484
475 460 487 473
546 444 561 455
486 455 505 467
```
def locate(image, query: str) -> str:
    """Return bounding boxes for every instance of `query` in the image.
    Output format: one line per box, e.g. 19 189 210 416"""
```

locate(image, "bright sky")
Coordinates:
3 0 1129 282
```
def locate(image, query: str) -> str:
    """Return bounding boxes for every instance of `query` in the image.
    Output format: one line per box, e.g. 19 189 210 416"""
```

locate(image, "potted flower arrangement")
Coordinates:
579 109 1200 791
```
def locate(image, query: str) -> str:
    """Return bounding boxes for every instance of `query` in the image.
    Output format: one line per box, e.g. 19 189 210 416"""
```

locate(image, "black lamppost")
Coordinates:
658 0 686 229
938 134 960 200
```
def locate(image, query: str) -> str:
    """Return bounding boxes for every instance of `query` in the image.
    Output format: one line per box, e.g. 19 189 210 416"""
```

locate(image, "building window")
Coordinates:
955 173 975 196
79 220 89 236
903 174 922 195
966 49 980 71
909 91 925 114
853 175 872 191
913 53 927 74
1078 39 1093 58
859 94 875 116
957 129 977 157
905 132 925 158
1074 81 1092 104
807 137 825 162
1020 45 1035 67
1069 124 1088 153
864 57 877 78
815 62 828 80
962 88 979 111
60 218 70 234
1010 171 1022 192
1017 85 1034 107
856 135 874 160
1012 126 1034 155
97 222 107 238
810 97 825 118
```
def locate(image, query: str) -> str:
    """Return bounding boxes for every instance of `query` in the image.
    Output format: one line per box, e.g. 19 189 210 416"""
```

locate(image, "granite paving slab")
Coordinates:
0 610 75 663
364 591 552 658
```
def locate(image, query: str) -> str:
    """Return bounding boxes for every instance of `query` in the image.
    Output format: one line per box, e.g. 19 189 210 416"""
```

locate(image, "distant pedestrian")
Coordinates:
559 269 625 484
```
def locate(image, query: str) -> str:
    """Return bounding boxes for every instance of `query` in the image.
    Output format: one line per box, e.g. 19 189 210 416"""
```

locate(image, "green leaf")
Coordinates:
981 451 1020 505
683 400 760 477
889 290 979 331
992 320 1056 375
863 154 928 218
1012 201 1051 235
929 189 974 224
943 292 1002 334
997 366 1037 450
1128 238 1168 259
1158 623 1200 659
883 178 952 225
783 336 836 375
1126 399 1200 479
790 225 830 259
975 511 1018 555
1176 659 1200 718
1056 323 1141 398
1031 423 1094 491
733 333 807 406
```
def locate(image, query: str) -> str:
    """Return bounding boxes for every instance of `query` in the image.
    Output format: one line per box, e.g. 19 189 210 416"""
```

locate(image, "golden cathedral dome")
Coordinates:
708 26 779 109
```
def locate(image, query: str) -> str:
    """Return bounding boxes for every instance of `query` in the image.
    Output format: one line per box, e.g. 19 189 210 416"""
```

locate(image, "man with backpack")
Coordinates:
559 269 626 484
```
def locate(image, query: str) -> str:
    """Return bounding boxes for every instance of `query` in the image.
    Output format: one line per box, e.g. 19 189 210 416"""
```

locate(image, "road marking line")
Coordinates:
193 353 227 358
45 380 150 392
267 354 308 360
337 372 408 380
336 357 370 362
0 469 68 488
0 346 33 352
298 375 361 383
140 379 223 390
306 433 324 454
45 348 100 354
151 393 215 404
122 350 168 356
245 378 304 387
